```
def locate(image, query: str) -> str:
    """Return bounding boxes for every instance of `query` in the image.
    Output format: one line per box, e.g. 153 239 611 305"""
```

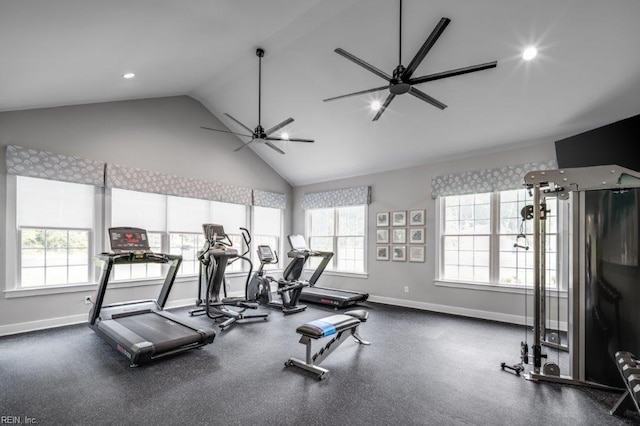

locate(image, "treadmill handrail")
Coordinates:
90 252 183 325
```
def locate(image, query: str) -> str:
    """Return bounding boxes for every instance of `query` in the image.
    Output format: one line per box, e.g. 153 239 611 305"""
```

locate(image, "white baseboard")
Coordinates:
0 298 197 337
1 294 567 337
367 295 568 331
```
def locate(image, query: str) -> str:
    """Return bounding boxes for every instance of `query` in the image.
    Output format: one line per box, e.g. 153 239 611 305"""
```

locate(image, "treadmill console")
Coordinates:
109 227 150 253
288 234 308 251
107 227 165 261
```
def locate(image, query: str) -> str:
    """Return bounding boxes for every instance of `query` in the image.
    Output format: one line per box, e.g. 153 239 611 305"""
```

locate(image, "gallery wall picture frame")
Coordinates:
409 209 426 226
376 246 389 261
376 212 390 227
392 211 407 227
409 246 425 263
392 245 406 261
409 227 425 244
376 228 390 244
392 228 406 244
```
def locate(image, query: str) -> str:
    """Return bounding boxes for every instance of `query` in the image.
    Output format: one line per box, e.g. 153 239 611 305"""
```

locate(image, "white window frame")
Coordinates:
5 175 284 296
305 205 368 275
435 189 565 293
251 206 283 271
5 175 105 297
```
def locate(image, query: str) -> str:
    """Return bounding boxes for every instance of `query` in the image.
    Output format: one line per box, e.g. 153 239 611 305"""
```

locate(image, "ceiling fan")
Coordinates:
323 0 498 121
201 48 314 154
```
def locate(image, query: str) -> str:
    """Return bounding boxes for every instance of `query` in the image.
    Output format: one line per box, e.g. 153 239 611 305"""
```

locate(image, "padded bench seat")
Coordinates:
297 310 368 339
285 309 370 380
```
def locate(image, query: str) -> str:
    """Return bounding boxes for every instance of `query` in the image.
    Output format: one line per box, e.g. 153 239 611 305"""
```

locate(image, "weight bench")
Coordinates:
285 309 370 380
610 351 640 417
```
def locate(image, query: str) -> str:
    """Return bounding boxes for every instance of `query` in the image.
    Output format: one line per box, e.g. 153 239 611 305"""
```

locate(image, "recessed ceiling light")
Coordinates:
522 47 538 61
371 100 382 111
281 132 290 140
122 72 136 79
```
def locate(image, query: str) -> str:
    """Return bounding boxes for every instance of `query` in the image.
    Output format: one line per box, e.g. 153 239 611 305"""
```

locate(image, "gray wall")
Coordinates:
292 139 563 325
0 96 292 333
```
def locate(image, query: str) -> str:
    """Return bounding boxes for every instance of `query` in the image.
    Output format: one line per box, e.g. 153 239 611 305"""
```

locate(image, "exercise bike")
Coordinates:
246 244 307 315
189 224 268 330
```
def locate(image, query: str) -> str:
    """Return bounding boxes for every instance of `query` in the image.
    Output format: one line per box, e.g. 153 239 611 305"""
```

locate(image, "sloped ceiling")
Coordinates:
2 0 640 185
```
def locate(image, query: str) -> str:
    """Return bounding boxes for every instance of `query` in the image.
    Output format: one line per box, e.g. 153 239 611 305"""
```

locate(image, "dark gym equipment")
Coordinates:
88 227 216 367
610 351 640 416
286 234 369 309
323 0 497 121
246 244 308 315
189 224 268 331
285 309 370 380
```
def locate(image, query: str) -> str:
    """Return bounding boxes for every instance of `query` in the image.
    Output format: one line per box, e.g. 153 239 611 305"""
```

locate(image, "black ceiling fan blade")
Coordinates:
409 61 498 86
267 136 315 143
334 48 392 82
265 141 286 155
403 17 451 80
233 138 257 152
223 113 253 134
323 85 389 102
372 93 396 121
407 87 447 110
201 126 252 138
265 117 294 136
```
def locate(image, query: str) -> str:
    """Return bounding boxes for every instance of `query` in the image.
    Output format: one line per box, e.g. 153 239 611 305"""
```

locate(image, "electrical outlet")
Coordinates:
84 295 92 305
404 286 409 293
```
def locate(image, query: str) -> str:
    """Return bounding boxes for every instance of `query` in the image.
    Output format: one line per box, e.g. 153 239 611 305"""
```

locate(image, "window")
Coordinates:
168 196 211 277
16 176 94 288
111 189 166 280
306 206 366 273
110 191 250 279
252 206 282 270
439 188 558 288
210 201 248 273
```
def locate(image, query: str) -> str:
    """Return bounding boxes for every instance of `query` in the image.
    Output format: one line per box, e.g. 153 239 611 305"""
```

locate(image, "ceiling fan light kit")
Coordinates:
201 48 314 154
324 0 498 121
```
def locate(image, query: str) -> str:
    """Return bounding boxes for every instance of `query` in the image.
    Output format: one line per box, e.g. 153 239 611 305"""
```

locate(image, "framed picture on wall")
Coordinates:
392 228 406 244
392 246 406 261
376 246 389 261
409 246 425 262
376 212 390 227
409 209 426 226
392 211 406 227
409 228 425 244
376 229 390 244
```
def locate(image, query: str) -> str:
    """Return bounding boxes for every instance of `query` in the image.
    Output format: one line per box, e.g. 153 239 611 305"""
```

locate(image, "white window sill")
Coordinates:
435 279 568 298
4 274 199 299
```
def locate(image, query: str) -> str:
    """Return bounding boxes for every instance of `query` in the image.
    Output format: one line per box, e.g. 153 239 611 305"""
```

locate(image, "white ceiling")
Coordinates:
2 0 640 186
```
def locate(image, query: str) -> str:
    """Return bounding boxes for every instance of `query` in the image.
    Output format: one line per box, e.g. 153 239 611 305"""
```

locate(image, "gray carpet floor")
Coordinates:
1 301 639 425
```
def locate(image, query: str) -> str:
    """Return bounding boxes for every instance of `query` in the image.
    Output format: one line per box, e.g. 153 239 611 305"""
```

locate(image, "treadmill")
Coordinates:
286 234 369 309
88 227 216 367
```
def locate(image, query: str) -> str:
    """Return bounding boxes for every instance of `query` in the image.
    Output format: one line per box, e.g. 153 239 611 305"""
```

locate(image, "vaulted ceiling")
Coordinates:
2 0 640 185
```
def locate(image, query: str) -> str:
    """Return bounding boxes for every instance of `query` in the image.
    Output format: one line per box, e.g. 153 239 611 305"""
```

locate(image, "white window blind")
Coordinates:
111 189 166 231
17 177 94 228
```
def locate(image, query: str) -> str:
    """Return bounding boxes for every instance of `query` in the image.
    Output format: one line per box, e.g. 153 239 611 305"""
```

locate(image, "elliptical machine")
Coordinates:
246 245 307 315
189 224 268 330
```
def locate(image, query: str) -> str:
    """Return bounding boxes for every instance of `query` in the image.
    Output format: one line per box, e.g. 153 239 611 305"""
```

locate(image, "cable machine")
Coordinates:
520 165 640 388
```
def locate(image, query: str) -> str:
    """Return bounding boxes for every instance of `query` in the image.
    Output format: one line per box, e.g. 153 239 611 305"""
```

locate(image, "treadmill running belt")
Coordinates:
115 313 203 353
301 286 363 302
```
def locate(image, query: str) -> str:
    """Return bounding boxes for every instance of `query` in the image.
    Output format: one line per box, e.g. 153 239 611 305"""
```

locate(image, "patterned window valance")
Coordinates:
5 145 105 186
105 164 253 205
253 189 287 209
301 186 371 210
431 160 558 198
